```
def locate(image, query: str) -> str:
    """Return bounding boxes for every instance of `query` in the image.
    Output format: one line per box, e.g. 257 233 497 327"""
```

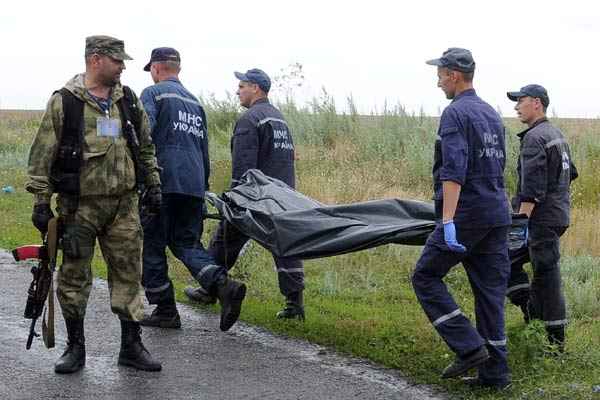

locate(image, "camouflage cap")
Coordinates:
85 35 132 61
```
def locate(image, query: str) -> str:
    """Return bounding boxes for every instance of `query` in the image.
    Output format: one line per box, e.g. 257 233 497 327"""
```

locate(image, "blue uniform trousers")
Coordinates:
142 193 219 304
412 224 510 383
203 220 305 297
507 225 567 328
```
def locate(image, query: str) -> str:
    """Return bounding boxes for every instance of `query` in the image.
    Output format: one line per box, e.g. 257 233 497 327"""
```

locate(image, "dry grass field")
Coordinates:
1 104 599 399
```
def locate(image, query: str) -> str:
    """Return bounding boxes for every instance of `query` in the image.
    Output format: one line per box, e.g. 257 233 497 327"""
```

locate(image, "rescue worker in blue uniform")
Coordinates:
185 69 305 320
412 48 512 390
139 47 246 332
506 85 577 351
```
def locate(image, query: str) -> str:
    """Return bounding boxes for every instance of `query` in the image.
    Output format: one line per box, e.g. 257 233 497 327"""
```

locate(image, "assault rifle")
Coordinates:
12 217 60 349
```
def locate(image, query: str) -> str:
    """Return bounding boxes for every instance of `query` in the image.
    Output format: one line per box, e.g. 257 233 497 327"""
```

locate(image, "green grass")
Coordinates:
2 106 600 399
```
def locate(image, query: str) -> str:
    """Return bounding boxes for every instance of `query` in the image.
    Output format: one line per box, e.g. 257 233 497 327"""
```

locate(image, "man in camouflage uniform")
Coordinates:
26 35 163 373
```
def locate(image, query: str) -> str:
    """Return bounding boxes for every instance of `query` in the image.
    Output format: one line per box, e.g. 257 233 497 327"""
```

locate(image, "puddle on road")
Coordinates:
179 305 447 400
2 250 446 400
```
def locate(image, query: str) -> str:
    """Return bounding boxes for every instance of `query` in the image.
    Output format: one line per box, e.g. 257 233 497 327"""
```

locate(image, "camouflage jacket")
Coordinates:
26 74 161 204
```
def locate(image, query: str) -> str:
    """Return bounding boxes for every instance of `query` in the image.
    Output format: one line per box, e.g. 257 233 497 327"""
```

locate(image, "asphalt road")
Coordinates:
0 250 447 400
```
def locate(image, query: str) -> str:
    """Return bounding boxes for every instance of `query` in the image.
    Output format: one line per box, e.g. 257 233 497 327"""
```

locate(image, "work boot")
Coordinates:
184 286 217 305
54 319 86 374
462 376 511 391
215 278 247 332
140 303 181 329
118 320 162 371
276 291 305 320
546 326 565 354
441 346 489 379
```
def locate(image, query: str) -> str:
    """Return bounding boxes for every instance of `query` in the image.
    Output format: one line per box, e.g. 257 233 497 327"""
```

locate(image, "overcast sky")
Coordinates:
2 0 599 117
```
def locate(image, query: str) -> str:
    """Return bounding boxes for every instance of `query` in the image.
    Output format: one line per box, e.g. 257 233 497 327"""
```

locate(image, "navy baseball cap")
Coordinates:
143 47 181 71
234 68 271 93
426 47 476 73
507 84 550 107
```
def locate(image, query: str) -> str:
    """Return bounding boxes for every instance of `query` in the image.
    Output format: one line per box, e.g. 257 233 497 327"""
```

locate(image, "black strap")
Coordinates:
49 89 85 204
50 86 146 199
55 88 84 173
119 85 142 136
117 86 144 191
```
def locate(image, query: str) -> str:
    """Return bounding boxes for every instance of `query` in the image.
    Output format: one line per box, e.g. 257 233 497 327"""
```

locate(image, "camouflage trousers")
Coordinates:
56 191 144 321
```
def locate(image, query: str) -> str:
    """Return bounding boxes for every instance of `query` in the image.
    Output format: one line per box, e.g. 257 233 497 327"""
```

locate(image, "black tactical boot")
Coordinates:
215 278 247 332
54 319 86 374
118 320 162 371
140 303 181 329
276 291 305 321
184 286 217 305
441 346 489 379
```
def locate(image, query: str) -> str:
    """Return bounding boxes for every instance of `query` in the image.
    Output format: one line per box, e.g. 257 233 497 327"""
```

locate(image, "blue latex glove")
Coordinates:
521 224 529 245
443 220 467 253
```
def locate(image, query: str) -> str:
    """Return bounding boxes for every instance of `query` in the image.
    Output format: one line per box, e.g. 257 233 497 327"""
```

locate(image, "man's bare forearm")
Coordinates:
519 201 535 218
442 181 462 223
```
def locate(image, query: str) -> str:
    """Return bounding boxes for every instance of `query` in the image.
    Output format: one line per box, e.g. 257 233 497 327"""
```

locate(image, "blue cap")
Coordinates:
144 47 181 71
507 84 550 107
234 68 271 93
426 47 476 73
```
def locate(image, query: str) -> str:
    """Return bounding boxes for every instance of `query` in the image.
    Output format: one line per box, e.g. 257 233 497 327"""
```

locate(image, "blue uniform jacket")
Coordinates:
515 118 578 226
230 98 296 188
433 89 510 227
141 78 210 198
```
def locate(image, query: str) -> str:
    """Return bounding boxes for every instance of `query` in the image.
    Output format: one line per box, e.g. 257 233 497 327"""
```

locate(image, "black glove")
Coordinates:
145 185 162 215
32 203 54 234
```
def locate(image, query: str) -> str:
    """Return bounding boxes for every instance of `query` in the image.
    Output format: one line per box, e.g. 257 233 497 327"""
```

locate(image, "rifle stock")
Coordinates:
13 217 60 350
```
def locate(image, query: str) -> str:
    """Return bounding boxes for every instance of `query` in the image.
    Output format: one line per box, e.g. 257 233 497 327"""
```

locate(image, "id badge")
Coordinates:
97 117 121 138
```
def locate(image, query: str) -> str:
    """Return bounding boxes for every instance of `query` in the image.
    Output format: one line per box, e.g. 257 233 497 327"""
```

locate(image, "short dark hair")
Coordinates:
154 60 181 72
461 70 474 83
442 67 474 83
529 96 547 113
